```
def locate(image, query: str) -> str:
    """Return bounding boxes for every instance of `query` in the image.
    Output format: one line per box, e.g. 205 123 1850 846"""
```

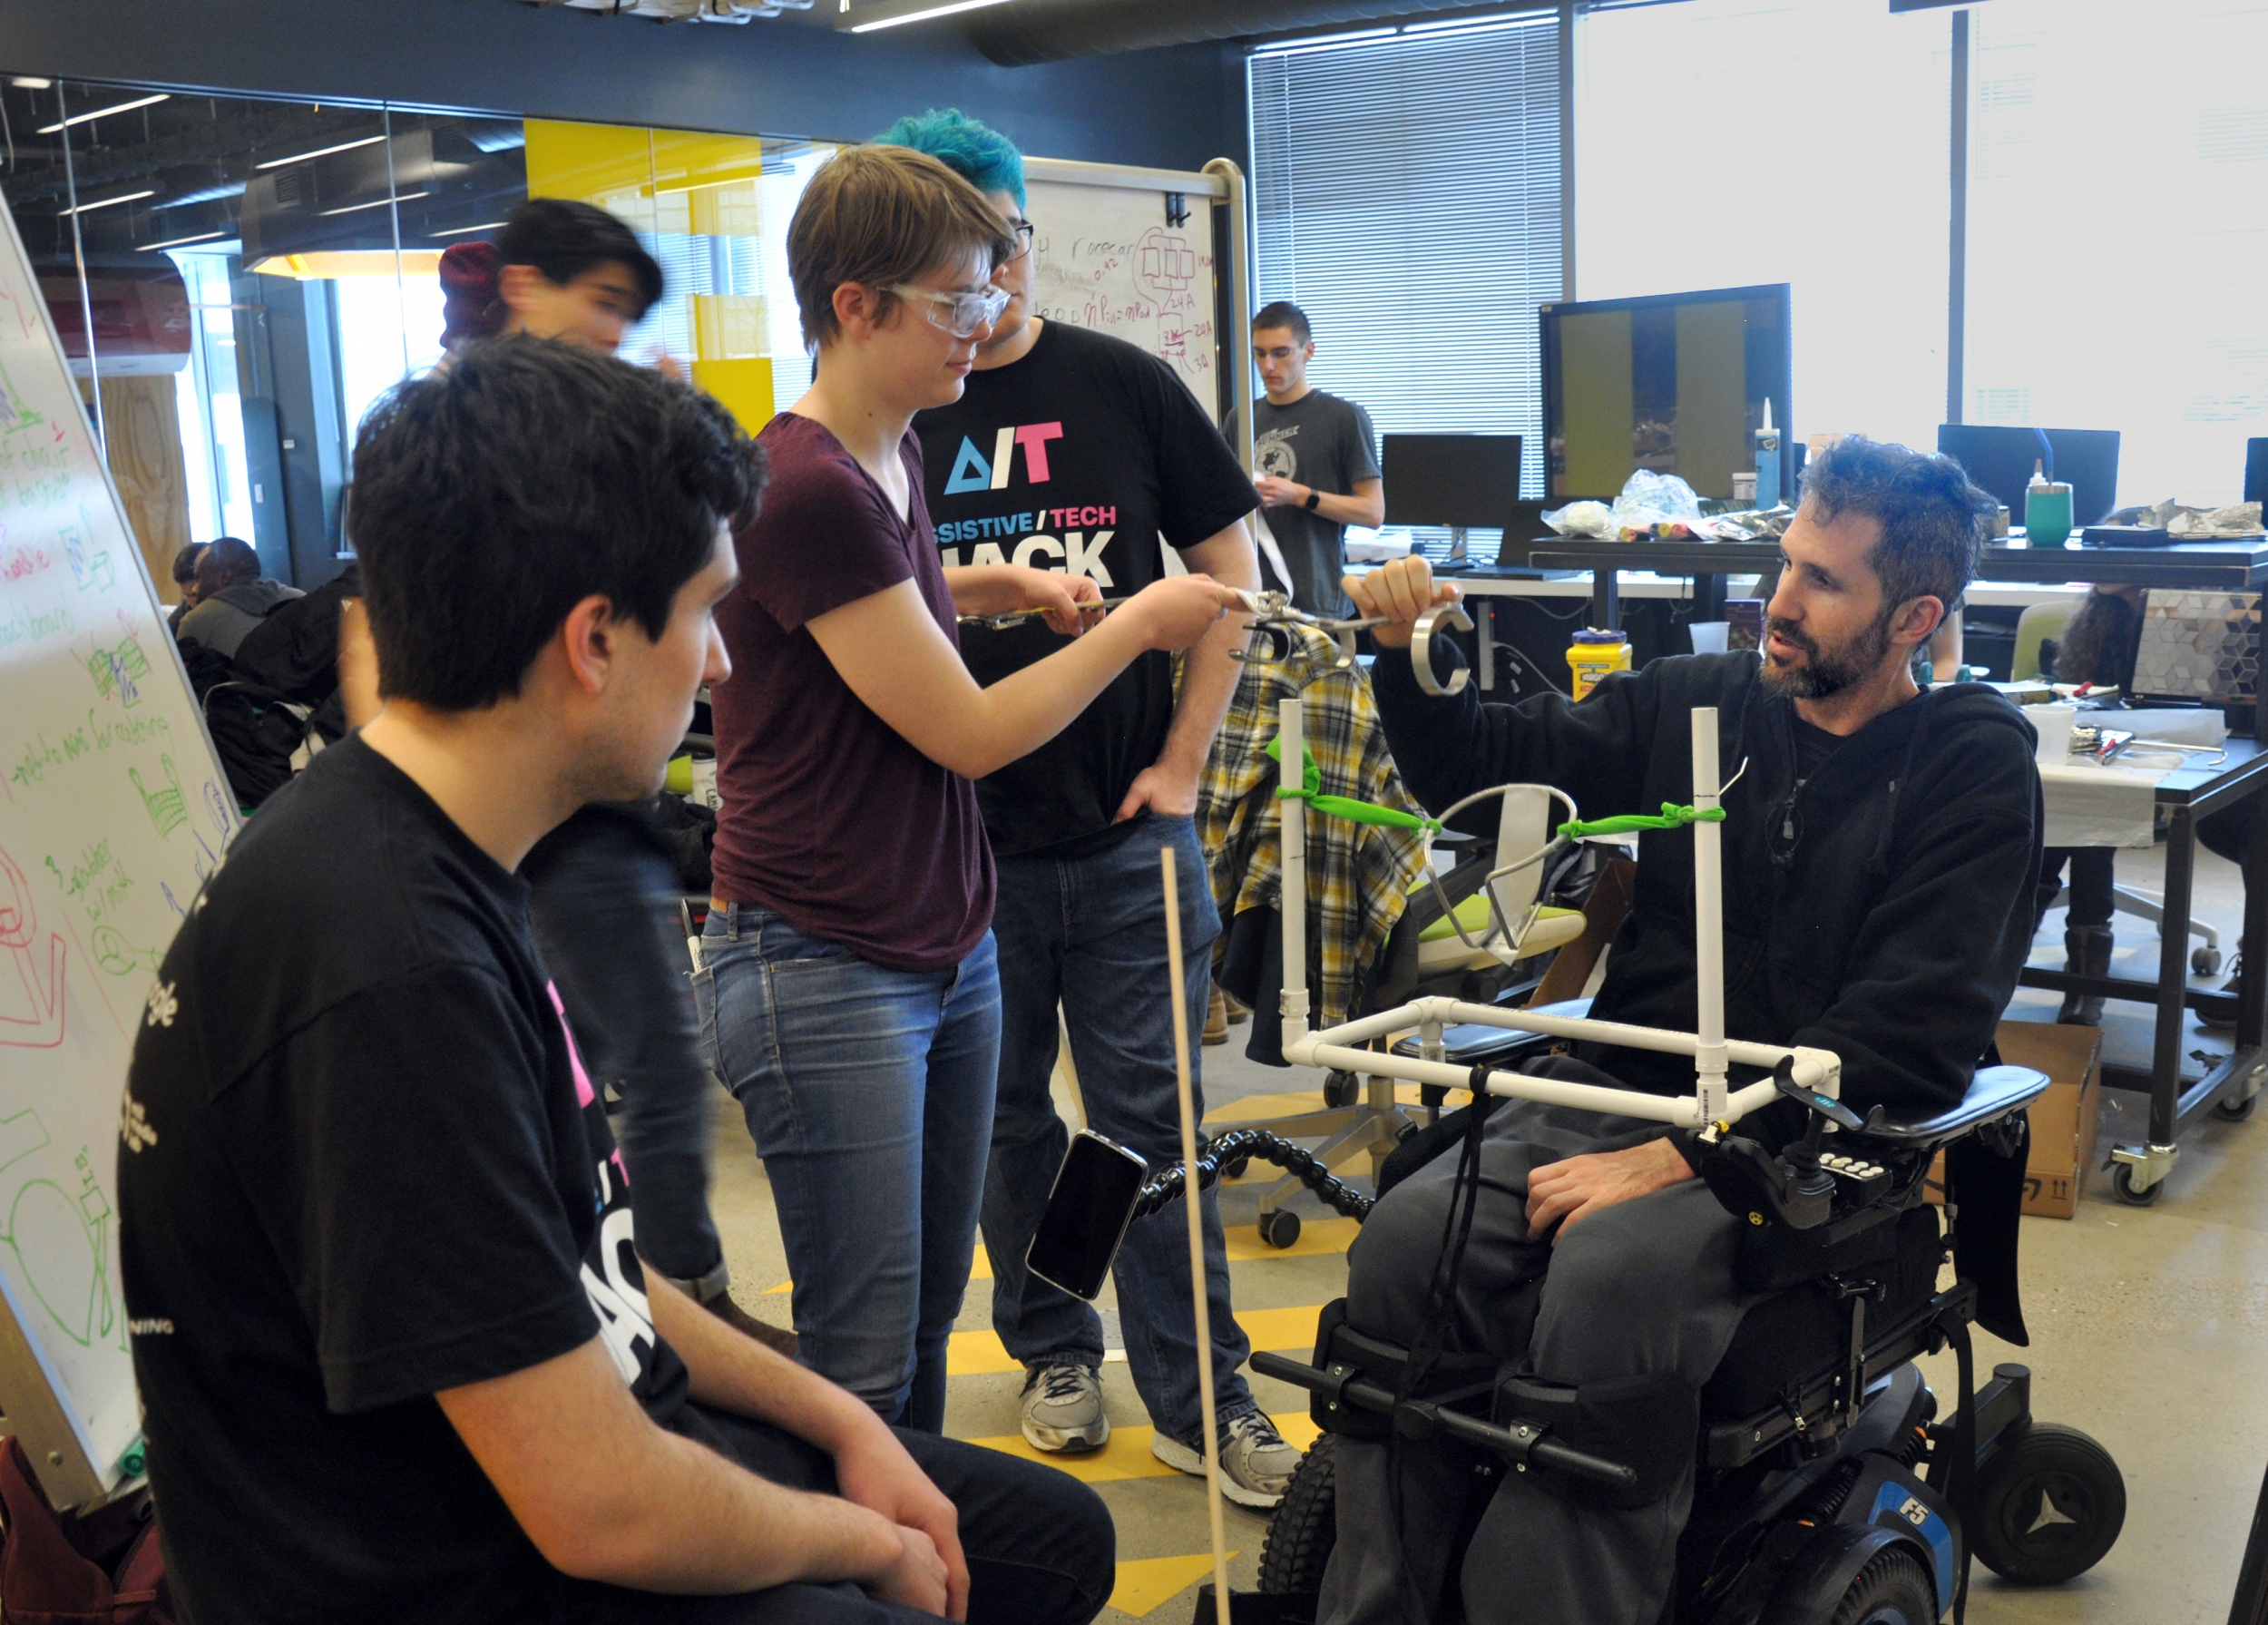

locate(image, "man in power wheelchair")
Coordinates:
1246 437 2097 1625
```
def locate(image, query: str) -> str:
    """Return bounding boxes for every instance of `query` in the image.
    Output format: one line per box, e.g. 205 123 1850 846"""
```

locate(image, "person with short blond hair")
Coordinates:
697 142 1244 1432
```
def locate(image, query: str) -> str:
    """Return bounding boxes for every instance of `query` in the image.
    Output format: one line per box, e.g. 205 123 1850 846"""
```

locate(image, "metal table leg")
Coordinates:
1694 572 1725 623
1589 567 1619 631
2112 807 2195 1199
1478 598 1495 692
2231 1454 2268 1625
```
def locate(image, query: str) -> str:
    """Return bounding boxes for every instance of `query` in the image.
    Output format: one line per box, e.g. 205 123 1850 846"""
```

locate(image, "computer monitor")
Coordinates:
2244 437 2268 506
1540 283 1793 504
1381 434 1524 568
1935 425 2122 530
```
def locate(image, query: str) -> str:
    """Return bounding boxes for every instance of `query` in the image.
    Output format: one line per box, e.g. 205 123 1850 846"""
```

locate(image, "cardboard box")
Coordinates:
1928 1019 2101 1219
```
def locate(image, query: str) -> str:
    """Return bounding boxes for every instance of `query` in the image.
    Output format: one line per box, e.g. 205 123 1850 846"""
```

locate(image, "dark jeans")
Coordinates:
552 1401 1115 1624
981 813 1255 1445
1318 1067 1755 1625
527 806 726 1289
2037 847 2116 931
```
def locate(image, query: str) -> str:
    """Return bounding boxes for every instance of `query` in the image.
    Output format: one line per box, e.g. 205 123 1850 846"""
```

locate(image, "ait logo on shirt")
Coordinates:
944 420 1063 494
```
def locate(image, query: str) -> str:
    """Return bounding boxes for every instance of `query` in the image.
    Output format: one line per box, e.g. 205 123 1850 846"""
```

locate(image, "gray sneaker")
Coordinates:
1149 1410 1302 1508
1020 1363 1110 1453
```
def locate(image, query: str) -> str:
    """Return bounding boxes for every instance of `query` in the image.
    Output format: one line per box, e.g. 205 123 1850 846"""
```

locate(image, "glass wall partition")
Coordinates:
0 76 828 602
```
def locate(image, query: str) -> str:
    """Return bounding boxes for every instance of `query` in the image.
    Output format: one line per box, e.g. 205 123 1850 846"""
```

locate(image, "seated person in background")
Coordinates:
165 541 206 631
173 534 301 661
1317 437 2041 1625
120 338 1113 1625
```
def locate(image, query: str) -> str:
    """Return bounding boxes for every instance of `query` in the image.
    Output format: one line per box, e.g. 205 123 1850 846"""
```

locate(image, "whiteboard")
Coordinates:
0 191 237 1499
1026 174 1224 424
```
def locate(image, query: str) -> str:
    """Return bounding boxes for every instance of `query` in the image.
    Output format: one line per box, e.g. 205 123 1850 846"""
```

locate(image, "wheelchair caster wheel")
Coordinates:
1970 1422 2126 1585
1222 1157 1251 1180
2194 945 2224 976
1259 1209 1302 1248
2213 1092 2257 1122
2110 1164 2163 1206
1323 1072 1358 1109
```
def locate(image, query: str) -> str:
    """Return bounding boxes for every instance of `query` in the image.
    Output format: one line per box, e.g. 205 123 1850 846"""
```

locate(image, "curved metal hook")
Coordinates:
1412 602 1474 697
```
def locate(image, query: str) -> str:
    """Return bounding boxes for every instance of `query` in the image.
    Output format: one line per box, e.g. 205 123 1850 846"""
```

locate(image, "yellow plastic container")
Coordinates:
1568 630 1631 701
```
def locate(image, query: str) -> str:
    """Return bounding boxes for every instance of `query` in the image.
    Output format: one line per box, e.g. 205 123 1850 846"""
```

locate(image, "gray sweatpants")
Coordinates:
1315 1071 1756 1625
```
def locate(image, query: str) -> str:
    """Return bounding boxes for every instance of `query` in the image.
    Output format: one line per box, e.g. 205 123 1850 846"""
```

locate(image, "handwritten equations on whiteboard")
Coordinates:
0 193 235 1483
1027 181 1219 423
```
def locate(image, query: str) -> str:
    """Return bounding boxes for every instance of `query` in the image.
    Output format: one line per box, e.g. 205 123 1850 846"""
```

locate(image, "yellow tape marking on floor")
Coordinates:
1222 1217 1360 1261
949 1306 1324 1378
968 1411 1319 1484
1110 1552 1240 1618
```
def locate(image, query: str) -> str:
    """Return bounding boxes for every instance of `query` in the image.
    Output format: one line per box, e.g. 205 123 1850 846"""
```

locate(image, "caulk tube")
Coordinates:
1755 400 1782 509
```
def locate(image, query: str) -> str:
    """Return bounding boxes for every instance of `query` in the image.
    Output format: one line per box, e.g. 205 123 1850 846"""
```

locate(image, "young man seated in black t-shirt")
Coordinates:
118 338 1114 1625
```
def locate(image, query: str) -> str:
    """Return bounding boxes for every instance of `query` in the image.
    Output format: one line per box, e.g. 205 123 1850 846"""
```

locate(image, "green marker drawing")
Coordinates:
130 755 186 838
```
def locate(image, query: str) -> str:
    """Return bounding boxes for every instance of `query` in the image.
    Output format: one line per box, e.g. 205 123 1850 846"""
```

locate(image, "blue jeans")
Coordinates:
696 905 1001 1432
982 813 1256 1446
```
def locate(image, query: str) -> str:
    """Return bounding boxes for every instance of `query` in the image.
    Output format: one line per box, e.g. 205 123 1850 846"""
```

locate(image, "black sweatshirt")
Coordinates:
1373 651 2043 1140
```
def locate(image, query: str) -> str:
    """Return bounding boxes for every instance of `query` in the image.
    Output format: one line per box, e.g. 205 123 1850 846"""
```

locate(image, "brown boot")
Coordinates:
707 1291 799 1357
1204 987 1230 1046
2058 925 2112 1025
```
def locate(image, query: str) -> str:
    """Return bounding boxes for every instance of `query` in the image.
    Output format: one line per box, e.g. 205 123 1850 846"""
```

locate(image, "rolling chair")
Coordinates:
1225 785 1588 1247
2016 600 2224 973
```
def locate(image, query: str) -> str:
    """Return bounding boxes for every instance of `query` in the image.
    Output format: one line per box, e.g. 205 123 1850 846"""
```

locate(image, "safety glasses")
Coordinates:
887 283 1011 339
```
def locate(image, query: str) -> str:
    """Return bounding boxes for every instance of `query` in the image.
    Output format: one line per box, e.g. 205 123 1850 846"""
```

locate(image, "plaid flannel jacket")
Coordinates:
1196 626 1432 1030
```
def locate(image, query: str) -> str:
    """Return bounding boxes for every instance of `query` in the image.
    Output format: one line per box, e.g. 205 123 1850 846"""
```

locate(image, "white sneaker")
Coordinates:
1020 1363 1110 1453
1149 1411 1303 1508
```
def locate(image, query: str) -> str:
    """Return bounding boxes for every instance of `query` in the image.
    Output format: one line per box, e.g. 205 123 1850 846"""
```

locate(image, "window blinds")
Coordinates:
1249 16 1563 498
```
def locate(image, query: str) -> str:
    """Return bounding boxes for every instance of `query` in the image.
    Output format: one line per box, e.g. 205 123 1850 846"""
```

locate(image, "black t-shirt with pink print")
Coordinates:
120 734 687 1625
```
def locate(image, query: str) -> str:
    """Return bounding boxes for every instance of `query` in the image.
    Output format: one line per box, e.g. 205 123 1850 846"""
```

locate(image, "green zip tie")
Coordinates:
1266 736 1442 833
1557 802 1725 840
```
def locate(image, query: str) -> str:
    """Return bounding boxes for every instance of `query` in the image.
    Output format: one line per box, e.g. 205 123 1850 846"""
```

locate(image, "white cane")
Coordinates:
1161 845 1234 1625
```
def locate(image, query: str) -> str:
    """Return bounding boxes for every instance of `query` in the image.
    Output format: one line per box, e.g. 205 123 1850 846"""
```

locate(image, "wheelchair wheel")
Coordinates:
1970 1422 2126 1586
1826 1548 1936 1624
1258 1433 1337 1595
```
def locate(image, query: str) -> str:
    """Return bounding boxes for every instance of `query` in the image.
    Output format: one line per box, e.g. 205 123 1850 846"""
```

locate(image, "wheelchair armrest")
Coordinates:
1851 1065 2050 1150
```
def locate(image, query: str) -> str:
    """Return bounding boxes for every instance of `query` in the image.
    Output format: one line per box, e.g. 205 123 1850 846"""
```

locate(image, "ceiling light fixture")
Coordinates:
36 93 169 133
842 0 1017 33
11 77 54 90
318 191 426 217
142 231 226 252
255 133 386 171
62 190 156 216
429 220 506 237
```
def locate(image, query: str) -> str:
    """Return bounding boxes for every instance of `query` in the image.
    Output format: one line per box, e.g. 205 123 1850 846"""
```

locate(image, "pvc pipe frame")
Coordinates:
1272 698 1842 1131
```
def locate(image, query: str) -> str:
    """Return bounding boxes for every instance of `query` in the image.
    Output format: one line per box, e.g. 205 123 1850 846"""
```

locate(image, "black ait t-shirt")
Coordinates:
118 736 689 1625
915 319 1257 857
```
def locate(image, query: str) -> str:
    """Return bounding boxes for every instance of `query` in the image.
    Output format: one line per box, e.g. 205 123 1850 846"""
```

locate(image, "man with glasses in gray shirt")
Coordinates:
1226 301 1383 616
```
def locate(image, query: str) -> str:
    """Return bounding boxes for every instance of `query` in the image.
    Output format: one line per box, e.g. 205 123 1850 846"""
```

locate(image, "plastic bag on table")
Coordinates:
1609 469 1705 540
1541 499 1614 538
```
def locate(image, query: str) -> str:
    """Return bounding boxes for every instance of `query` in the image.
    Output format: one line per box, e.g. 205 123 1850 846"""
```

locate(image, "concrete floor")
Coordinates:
702 837 2268 1624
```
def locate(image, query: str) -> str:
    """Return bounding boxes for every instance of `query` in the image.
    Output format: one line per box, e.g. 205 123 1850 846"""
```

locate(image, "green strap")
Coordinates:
1266 736 1442 833
1557 802 1725 839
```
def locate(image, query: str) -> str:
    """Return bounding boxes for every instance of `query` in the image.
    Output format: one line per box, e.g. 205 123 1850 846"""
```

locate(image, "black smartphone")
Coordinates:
1025 1131 1150 1301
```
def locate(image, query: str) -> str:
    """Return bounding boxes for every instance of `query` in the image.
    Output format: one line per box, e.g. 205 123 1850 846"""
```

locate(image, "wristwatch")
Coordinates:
1303 487 1321 511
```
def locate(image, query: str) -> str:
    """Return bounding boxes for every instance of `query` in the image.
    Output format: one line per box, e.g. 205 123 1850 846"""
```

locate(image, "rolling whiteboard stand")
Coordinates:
1270 668 1832 1126
0 188 240 1505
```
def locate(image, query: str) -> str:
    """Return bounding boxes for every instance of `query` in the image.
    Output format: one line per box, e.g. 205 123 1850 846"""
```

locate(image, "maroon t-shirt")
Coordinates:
708 412 994 972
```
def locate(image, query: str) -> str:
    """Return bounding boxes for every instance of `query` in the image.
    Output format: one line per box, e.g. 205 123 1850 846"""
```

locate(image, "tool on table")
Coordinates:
956 594 1129 631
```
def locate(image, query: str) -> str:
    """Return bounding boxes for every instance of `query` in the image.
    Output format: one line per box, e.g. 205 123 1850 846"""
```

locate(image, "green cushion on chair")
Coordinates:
1416 896 1581 944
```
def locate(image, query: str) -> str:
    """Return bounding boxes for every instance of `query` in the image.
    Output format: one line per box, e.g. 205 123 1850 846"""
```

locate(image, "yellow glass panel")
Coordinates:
523 119 656 229
691 357 776 433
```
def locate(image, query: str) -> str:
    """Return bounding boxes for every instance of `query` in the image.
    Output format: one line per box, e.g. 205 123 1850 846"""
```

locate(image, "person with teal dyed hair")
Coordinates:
876 113 1296 1507
874 109 1026 209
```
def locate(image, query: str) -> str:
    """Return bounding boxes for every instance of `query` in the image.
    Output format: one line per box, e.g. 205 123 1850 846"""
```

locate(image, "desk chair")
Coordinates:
1224 787 1587 1246
2014 602 2224 973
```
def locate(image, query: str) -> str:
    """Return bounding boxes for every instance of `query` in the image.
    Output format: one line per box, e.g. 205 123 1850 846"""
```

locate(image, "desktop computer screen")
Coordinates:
1540 283 1792 504
1936 425 2121 529
1380 434 1525 529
